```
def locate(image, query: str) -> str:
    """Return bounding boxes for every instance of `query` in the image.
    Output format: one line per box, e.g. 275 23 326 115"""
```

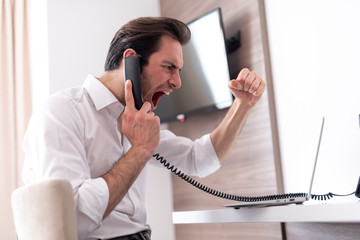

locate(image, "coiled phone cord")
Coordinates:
153 153 355 202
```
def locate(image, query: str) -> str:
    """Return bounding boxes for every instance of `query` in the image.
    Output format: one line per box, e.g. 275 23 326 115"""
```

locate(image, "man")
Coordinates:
23 17 265 240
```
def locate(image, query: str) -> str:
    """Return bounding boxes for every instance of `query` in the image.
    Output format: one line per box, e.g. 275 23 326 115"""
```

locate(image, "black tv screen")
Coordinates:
154 8 233 122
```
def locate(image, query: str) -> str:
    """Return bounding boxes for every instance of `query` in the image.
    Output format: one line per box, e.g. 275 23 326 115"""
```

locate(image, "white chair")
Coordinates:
11 179 78 240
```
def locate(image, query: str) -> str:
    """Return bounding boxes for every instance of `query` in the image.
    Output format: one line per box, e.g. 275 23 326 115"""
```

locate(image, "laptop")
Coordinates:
224 117 325 208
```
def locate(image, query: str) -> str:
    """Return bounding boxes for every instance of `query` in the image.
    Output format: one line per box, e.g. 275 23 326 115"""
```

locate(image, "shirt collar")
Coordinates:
83 74 124 117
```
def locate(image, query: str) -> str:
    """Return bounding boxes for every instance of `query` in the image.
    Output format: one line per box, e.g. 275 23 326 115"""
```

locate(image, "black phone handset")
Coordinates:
124 56 143 110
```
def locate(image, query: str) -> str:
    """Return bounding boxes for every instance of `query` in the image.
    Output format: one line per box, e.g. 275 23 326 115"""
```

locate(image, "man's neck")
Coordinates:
99 68 125 105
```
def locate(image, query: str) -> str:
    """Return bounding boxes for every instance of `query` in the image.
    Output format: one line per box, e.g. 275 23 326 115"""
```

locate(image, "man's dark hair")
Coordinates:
104 17 191 71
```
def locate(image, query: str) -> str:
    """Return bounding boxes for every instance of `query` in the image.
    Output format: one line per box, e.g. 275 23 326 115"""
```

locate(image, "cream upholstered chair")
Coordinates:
11 179 78 240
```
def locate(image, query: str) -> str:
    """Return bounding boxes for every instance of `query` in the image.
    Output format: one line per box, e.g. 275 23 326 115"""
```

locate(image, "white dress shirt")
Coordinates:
22 75 220 240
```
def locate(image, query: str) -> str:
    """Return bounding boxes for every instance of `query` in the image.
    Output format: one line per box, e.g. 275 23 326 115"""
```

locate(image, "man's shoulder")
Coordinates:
50 85 86 103
31 86 90 122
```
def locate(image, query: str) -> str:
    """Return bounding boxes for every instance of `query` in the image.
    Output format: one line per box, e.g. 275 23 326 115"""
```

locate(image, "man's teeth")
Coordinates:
163 91 170 95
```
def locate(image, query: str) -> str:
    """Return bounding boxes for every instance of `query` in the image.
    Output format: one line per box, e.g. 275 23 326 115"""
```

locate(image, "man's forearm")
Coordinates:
101 146 150 219
210 98 253 163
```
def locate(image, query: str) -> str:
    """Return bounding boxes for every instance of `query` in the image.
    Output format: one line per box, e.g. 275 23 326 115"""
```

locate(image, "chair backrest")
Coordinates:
11 179 78 240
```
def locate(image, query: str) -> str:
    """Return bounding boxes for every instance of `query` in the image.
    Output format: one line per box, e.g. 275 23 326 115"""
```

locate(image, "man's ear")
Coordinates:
123 48 137 58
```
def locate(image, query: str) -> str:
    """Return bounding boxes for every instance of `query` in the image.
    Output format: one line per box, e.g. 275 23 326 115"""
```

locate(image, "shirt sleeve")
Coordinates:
149 130 220 178
22 95 109 239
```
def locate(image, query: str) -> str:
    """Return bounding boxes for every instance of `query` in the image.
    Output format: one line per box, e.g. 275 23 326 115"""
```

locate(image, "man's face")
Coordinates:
141 35 183 110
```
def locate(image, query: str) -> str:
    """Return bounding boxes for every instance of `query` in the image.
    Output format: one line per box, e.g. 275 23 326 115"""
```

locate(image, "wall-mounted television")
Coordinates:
154 8 233 123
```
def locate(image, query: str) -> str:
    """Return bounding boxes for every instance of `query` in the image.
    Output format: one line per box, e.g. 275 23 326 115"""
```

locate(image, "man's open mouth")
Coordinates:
151 90 171 109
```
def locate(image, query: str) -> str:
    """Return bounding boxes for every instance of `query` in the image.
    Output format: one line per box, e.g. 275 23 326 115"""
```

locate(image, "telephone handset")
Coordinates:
124 56 143 110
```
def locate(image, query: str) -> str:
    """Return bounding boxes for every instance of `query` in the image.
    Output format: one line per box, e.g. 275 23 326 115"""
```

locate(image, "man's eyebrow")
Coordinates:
163 60 182 70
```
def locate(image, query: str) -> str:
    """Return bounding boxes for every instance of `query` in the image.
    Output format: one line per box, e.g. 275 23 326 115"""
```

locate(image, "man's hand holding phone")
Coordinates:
120 80 160 159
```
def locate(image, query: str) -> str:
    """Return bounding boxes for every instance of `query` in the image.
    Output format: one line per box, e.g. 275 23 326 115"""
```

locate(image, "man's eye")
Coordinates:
163 65 172 70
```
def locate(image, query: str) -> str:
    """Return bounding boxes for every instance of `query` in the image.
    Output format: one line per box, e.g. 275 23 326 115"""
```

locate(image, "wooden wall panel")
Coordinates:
286 223 360 240
175 223 282 240
160 0 283 239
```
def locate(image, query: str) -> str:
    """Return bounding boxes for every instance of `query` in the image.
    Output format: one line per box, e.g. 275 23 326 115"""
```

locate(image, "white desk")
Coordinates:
172 200 360 224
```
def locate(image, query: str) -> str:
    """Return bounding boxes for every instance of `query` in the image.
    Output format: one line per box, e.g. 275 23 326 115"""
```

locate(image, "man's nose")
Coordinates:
169 71 181 89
